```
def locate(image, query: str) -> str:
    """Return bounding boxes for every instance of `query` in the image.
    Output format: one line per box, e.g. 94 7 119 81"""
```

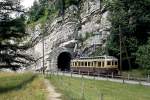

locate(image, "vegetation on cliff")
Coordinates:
27 0 49 24
27 0 79 24
27 0 150 72
0 0 34 70
106 0 150 71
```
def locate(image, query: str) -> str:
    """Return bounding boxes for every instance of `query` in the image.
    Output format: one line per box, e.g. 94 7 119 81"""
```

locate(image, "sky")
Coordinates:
21 0 36 9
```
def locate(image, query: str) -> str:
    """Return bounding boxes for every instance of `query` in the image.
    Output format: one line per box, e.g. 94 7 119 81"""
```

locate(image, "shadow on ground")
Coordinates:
0 75 36 93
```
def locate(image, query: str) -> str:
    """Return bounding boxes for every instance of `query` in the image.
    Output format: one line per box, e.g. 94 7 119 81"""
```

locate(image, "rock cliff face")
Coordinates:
27 0 111 71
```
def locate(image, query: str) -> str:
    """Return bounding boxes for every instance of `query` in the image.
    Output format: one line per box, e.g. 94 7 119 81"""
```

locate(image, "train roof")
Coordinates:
73 55 118 60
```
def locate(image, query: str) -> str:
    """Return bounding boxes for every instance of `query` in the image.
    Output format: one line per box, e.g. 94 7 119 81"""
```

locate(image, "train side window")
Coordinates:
88 62 90 67
107 61 111 65
75 62 77 66
98 62 101 67
82 62 84 66
85 62 87 67
73 63 74 67
91 62 93 67
94 61 96 66
78 62 80 66
81 62 84 66
102 62 104 67
112 61 114 65
115 61 118 65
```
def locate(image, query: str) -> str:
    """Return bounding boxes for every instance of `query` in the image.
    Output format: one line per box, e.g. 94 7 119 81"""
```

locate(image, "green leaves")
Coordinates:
63 0 78 8
27 0 48 23
0 0 34 70
106 0 150 70
27 0 80 23
135 38 150 70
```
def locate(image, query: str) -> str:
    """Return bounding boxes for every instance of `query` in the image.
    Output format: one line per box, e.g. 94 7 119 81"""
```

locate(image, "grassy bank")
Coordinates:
122 69 150 78
46 75 150 100
0 72 46 100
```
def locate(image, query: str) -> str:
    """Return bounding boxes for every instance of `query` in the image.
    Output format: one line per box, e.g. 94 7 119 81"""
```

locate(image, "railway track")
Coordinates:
45 71 150 86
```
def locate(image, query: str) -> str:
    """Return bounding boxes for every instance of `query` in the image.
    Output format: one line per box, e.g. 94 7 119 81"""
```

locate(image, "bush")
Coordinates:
135 38 150 70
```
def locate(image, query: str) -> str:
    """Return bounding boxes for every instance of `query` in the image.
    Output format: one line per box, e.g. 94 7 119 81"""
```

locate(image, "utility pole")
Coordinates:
42 0 48 74
119 25 122 75
122 38 132 70
42 28 45 74
42 25 48 74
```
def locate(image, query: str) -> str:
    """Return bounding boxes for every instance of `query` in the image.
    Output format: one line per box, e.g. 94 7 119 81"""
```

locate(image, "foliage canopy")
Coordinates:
0 0 34 70
106 0 150 70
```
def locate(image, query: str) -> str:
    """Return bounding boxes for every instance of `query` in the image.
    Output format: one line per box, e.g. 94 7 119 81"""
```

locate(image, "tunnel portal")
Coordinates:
57 52 71 71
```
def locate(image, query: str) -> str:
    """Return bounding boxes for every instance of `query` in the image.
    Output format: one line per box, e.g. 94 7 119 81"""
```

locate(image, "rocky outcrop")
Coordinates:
27 0 111 70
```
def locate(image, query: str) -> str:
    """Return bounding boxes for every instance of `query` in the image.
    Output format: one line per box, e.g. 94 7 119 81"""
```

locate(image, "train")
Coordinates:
70 55 118 75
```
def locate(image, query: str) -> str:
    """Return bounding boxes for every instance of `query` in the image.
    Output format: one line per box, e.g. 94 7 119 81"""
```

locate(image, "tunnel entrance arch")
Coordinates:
57 52 71 71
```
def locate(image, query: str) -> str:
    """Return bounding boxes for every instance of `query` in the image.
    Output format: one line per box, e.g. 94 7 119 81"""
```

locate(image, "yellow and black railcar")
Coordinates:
71 56 118 75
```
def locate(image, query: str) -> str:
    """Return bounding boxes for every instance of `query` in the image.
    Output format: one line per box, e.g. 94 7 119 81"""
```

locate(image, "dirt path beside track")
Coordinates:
44 79 62 100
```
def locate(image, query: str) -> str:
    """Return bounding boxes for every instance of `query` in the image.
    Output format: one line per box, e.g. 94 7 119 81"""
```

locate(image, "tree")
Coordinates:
106 0 150 70
135 38 150 70
28 0 39 22
27 0 48 23
0 0 34 70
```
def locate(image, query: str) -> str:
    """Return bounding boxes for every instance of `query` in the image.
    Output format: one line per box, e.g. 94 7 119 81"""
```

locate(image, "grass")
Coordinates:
46 75 150 100
122 69 149 78
0 72 47 100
